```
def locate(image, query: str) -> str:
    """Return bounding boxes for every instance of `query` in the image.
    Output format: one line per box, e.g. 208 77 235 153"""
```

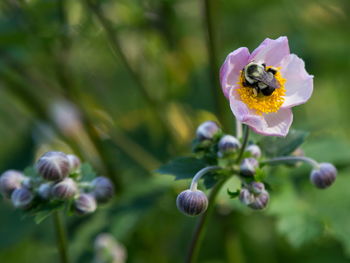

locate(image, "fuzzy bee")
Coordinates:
242 62 280 96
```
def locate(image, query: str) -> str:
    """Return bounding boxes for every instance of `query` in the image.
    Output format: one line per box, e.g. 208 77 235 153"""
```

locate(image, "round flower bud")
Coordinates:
36 151 70 181
218 135 240 156
310 163 337 189
176 189 208 216
11 188 34 209
74 194 97 215
67 154 81 172
239 188 253 206
51 178 78 200
38 182 53 200
240 158 259 177
196 121 220 141
250 182 265 195
245 144 262 158
0 170 25 198
91 177 114 203
248 191 269 210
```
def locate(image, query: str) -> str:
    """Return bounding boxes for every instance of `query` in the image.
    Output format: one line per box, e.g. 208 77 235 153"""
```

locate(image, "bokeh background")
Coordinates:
1 0 350 262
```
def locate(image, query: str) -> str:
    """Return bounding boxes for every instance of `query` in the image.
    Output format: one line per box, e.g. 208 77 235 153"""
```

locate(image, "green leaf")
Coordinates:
80 163 97 181
155 157 206 180
258 129 309 157
227 188 240 199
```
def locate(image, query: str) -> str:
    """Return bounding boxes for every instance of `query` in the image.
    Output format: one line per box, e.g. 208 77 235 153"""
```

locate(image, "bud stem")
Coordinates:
53 211 69 263
261 156 320 169
190 166 221 191
235 119 243 140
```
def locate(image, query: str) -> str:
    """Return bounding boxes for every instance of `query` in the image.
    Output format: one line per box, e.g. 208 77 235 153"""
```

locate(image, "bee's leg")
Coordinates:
261 86 275 96
253 87 259 97
267 67 278 75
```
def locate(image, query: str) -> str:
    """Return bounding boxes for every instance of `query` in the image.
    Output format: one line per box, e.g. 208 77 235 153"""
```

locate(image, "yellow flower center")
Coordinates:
236 67 286 115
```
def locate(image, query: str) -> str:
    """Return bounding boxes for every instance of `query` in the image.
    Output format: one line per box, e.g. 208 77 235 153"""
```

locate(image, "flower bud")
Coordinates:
36 151 70 181
239 184 269 210
0 170 25 198
11 188 34 209
196 121 220 141
218 135 240 157
74 194 97 215
310 163 337 189
67 154 81 172
94 233 127 263
248 191 269 210
250 182 265 195
38 182 53 200
245 144 261 158
239 158 259 177
91 177 114 203
51 178 78 200
176 189 208 216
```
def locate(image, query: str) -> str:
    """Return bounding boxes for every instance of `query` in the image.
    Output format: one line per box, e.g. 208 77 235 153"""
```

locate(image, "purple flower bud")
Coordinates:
240 158 259 177
11 188 34 209
176 189 208 216
218 135 240 156
250 182 265 195
36 151 70 181
94 233 127 263
38 182 53 200
239 188 253 205
310 163 337 189
74 194 97 215
248 190 269 210
67 154 81 172
0 170 25 198
196 121 220 141
91 177 114 203
51 178 78 200
245 144 261 158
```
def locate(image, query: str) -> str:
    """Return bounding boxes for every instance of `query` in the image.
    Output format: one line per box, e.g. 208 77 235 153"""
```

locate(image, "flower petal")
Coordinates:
280 54 313 108
220 47 250 98
229 89 293 137
249 36 290 67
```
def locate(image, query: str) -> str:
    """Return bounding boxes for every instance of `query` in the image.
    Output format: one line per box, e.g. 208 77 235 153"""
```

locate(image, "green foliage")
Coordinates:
258 129 309 158
156 157 206 180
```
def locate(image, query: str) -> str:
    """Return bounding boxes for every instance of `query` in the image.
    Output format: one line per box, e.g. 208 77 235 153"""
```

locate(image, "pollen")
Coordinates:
236 67 286 115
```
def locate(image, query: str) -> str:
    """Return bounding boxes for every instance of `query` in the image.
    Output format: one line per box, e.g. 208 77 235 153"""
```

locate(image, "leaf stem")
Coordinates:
53 211 69 263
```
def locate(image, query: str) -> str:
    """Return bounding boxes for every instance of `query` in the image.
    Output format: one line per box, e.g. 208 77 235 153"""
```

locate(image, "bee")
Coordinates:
242 62 279 96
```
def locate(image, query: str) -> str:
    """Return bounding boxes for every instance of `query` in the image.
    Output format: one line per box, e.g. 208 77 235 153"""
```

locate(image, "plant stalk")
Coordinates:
53 211 69 263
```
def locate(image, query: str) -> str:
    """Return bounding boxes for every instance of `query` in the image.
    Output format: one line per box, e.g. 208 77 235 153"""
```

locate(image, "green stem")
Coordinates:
53 211 69 263
186 124 250 263
261 156 319 169
236 125 250 164
202 0 228 129
185 178 229 263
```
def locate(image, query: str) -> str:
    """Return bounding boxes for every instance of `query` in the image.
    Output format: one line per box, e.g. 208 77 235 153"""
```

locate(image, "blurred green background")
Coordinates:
1 0 350 262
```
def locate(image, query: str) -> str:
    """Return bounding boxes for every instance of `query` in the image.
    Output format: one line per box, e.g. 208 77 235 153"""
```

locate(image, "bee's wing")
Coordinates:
251 71 280 89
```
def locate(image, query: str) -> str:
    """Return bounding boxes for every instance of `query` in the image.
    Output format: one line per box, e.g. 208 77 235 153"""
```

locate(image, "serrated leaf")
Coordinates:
155 157 206 180
258 129 309 157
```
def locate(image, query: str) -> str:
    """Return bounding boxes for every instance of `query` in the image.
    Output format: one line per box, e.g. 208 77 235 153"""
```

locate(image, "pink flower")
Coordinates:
220 36 313 136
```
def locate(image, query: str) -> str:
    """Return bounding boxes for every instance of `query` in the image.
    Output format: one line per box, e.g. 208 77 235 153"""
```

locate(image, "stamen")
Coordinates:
236 67 286 115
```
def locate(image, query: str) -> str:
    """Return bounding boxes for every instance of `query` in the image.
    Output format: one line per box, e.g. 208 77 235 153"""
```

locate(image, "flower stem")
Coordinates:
202 0 229 129
190 166 221 191
235 119 243 140
236 125 250 164
53 211 69 263
186 126 250 263
186 177 229 263
261 156 320 169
